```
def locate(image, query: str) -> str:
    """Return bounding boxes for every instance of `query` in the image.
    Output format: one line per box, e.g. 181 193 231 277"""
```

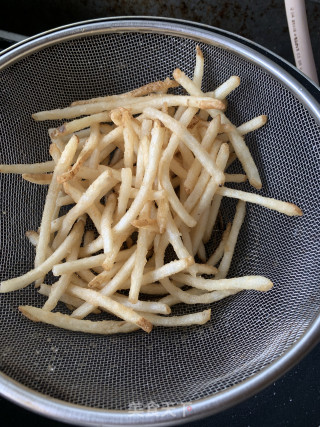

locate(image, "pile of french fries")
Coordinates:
0 47 302 334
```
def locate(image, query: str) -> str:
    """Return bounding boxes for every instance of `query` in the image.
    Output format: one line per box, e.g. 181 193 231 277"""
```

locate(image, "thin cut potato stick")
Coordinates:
157 107 198 227
22 173 53 185
51 112 110 137
52 246 136 276
225 173 247 183
88 263 123 289
184 115 221 193
39 284 101 312
101 193 116 254
207 223 231 266
78 235 103 257
116 168 132 221
99 126 124 151
157 195 169 234
0 160 56 174
130 227 154 303
34 135 79 280
26 231 53 257
32 95 225 121
135 136 146 187
227 129 262 189
160 284 239 305
190 143 229 222
19 306 138 334
124 188 165 201
206 76 241 100
58 123 100 183
203 194 223 243
63 181 102 233
140 309 211 327
144 107 225 185
0 220 84 293
123 257 195 289
131 218 159 233
217 187 303 217
111 294 170 315
237 115 268 135
56 194 74 207
191 206 210 255
52 170 116 249
71 251 137 319
113 121 164 235
122 111 138 169
71 78 179 106
215 200 246 279
25 230 40 248
172 69 262 189
67 284 152 333
197 241 207 262
42 217 85 311
182 139 223 215
102 226 135 271
193 45 204 88
173 273 273 292
170 158 188 179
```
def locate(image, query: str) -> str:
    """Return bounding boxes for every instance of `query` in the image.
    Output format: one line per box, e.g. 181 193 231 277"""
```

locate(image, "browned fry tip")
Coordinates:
137 317 153 333
196 45 203 58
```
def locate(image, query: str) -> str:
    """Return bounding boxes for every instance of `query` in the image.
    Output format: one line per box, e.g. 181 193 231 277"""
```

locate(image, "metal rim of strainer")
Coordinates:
0 17 319 427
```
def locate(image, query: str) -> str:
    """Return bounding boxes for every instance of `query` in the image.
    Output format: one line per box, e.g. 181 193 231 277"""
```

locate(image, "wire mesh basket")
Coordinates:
0 17 319 426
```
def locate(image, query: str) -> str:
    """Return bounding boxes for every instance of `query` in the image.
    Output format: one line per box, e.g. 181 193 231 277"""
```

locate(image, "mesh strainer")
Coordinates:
0 17 319 426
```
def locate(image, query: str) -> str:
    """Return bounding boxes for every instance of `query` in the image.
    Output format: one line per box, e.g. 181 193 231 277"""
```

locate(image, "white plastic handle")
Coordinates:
284 0 319 85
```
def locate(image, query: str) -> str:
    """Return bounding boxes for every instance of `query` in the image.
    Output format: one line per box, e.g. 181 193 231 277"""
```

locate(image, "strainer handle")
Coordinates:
284 0 319 85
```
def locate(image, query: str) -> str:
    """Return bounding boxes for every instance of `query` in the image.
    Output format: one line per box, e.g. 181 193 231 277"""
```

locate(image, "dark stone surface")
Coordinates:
0 0 319 73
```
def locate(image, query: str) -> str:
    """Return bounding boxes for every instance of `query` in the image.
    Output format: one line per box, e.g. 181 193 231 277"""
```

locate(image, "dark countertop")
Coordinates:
1 1 319 426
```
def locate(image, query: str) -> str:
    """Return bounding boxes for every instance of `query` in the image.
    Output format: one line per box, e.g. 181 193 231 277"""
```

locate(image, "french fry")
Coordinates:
217 187 303 217
19 306 138 334
66 284 152 333
34 135 79 282
116 168 132 221
140 309 211 326
42 217 85 311
58 123 100 183
101 193 116 255
52 170 116 249
113 121 164 234
72 251 137 319
237 115 268 135
129 226 155 303
144 107 225 185
71 78 179 106
215 201 246 279
173 273 273 292
172 69 262 189
160 285 239 305
52 246 136 276
203 194 223 243
32 95 225 121
193 45 204 88
63 181 103 233
0 160 55 174
207 223 232 266
184 115 221 193
111 293 170 315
